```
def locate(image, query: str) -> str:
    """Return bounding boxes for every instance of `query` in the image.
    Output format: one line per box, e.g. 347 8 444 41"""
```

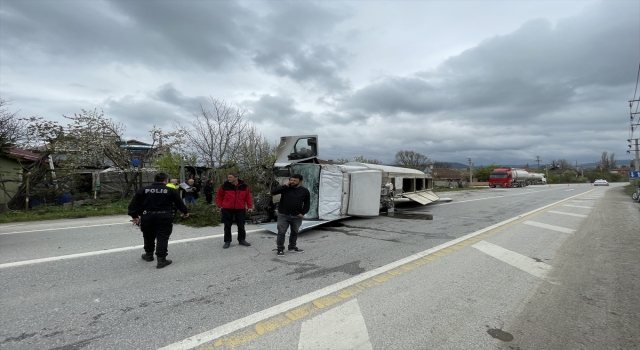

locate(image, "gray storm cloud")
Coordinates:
0 0 637 165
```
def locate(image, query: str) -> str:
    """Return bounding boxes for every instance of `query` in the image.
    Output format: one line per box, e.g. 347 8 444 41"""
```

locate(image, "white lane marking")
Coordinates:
564 189 575 191
472 240 551 279
562 204 592 209
438 187 587 205
298 299 372 350
0 223 30 228
0 229 263 269
0 222 130 235
523 220 576 234
159 191 592 350
548 211 588 218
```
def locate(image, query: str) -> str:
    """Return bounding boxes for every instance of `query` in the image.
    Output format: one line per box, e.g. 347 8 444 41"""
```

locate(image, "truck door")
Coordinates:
292 163 321 219
347 170 382 216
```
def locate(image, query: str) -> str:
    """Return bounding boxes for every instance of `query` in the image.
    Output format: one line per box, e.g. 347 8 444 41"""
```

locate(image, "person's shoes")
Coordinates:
223 242 231 249
277 250 284 257
141 252 154 262
239 240 251 247
288 247 304 253
156 257 172 269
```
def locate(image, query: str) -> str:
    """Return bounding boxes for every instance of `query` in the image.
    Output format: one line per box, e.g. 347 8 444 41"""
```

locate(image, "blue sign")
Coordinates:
629 171 640 179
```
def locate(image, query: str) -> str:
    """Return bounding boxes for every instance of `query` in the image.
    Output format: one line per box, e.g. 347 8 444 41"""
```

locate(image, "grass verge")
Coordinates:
623 183 639 197
0 199 130 224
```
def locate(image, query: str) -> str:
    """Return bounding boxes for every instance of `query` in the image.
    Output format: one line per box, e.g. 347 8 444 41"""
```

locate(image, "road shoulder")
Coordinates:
501 188 640 349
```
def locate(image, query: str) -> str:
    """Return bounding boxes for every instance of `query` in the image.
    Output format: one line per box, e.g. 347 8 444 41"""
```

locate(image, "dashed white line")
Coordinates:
0 229 264 269
523 220 576 234
562 204 592 209
548 211 588 218
0 222 130 235
472 240 552 279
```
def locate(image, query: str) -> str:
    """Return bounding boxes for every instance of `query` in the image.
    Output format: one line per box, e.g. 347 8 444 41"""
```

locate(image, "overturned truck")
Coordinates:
260 135 442 232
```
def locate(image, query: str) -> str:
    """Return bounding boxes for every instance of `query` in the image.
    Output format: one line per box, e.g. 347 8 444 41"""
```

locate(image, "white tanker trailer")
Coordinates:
528 173 547 185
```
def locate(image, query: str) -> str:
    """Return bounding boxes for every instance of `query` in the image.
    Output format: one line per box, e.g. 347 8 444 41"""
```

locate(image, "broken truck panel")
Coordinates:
260 135 445 233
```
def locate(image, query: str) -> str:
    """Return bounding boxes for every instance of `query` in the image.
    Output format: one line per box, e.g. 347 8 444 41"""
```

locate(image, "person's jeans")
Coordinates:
221 209 247 242
276 213 303 250
185 196 198 205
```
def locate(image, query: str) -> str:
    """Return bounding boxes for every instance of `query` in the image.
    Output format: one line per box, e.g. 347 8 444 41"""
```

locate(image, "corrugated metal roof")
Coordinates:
8 148 40 162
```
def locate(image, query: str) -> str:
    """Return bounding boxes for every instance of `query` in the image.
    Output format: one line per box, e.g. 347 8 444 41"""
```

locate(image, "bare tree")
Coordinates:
608 152 616 170
0 99 30 152
598 152 609 171
28 109 179 198
174 98 248 170
394 150 429 170
556 159 570 170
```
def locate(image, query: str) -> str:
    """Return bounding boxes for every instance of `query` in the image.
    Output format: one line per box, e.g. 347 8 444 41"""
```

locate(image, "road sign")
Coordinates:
629 171 640 179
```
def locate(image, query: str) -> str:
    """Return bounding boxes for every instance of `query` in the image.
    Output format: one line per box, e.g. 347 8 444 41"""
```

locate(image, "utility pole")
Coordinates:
545 165 549 178
468 158 472 186
628 98 640 189
535 156 541 169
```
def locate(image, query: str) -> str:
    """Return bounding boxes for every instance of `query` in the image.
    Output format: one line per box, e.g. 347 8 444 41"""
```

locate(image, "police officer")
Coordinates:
128 172 189 269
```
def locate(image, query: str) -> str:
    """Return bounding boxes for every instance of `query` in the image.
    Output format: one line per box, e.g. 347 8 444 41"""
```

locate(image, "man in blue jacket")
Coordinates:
270 174 310 256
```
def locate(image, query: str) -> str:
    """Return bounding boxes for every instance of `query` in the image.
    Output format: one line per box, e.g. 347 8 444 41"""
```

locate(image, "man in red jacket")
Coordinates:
216 173 253 249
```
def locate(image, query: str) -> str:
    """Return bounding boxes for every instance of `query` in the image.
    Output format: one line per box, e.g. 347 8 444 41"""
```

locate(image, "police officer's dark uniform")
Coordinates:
128 175 189 269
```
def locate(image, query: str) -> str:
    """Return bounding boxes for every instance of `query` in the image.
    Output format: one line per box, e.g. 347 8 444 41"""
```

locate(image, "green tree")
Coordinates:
153 152 197 179
353 155 382 164
474 164 502 182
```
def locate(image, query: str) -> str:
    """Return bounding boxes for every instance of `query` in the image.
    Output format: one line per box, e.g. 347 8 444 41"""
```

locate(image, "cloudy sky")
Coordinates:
1 0 639 166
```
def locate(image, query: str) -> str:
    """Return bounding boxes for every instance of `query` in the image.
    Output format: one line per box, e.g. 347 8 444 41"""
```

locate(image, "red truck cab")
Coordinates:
489 168 512 188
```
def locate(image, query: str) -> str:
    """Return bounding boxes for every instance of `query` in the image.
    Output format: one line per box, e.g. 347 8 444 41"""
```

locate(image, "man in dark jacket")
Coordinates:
182 178 200 205
128 172 189 268
216 173 253 249
270 173 310 257
203 179 214 205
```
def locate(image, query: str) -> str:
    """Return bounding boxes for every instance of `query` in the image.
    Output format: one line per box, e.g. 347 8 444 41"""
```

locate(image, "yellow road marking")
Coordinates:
194 190 596 350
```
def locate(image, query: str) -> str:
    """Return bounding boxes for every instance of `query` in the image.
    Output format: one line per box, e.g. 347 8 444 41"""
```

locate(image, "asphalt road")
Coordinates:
1 184 638 350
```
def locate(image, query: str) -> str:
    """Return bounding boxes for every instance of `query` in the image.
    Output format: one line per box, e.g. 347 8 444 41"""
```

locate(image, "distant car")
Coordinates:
593 179 609 186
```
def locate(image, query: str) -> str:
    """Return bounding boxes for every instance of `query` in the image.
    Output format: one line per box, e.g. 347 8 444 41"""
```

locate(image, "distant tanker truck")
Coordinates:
489 168 547 187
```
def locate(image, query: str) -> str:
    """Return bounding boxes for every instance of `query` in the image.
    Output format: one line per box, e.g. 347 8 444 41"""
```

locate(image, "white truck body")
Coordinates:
261 135 441 232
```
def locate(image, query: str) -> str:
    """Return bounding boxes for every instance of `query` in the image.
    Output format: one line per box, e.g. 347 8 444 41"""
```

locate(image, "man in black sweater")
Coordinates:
270 174 311 256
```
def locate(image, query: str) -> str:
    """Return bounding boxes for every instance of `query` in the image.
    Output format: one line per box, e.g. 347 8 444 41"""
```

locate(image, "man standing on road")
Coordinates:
216 173 253 249
271 174 310 257
128 172 189 269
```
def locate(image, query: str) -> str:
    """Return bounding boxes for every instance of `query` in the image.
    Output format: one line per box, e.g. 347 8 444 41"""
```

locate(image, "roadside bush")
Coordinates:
173 203 221 228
